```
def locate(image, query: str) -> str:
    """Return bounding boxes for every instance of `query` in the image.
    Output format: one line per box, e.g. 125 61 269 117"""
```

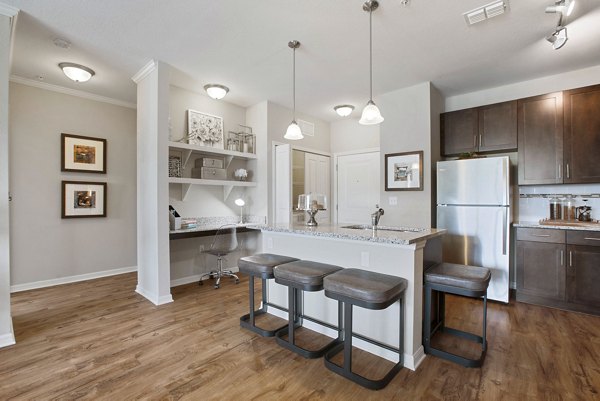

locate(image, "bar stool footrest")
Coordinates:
239 310 287 337
275 325 342 359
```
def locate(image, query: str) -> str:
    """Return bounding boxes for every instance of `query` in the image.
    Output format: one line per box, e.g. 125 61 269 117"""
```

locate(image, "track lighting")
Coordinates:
545 0 575 17
546 26 568 50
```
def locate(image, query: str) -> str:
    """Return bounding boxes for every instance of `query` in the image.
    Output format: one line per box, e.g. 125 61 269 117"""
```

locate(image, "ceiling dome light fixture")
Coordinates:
59 62 95 83
546 0 575 17
284 40 304 140
204 84 229 100
546 26 568 50
359 0 384 126
334 105 355 117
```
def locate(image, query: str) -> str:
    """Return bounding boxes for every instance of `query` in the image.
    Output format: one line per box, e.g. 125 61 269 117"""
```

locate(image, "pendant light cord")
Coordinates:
369 7 373 102
293 46 296 120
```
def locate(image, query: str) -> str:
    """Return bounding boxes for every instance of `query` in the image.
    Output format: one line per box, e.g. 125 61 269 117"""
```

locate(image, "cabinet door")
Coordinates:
441 108 478 156
567 245 600 308
517 92 563 185
564 84 600 184
516 241 566 301
478 101 517 152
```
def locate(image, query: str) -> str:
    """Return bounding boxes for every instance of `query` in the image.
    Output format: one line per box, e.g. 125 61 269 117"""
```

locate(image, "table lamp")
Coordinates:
235 198 245 224
298 193 327 226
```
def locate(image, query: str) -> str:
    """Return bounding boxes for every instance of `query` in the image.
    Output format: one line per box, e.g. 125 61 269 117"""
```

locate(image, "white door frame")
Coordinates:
333 147 380 224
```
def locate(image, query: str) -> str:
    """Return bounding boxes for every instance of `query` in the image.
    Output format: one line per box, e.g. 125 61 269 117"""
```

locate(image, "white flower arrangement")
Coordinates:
234 168 248 181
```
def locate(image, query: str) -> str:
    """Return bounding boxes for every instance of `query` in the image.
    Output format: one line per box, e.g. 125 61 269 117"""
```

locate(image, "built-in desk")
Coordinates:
169 225 259 240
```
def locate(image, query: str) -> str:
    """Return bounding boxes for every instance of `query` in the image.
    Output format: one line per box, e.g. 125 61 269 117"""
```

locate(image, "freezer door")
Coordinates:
437 157 509 206
437 205 510 303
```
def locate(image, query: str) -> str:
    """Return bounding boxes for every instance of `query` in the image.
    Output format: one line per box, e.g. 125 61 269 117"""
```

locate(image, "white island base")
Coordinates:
258 225 443 371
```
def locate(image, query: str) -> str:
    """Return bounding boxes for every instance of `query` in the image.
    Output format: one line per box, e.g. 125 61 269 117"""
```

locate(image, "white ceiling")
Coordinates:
5 0 600 121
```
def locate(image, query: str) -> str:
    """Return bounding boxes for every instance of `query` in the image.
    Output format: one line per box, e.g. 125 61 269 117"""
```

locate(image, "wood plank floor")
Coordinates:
1 273 600 400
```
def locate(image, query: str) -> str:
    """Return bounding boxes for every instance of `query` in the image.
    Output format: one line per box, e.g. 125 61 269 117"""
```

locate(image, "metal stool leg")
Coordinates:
240 275 287 337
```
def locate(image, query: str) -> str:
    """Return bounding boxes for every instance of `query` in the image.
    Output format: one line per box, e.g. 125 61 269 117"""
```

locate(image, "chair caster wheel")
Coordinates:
214 284 220 289
199 280 203 286
235 279 240 284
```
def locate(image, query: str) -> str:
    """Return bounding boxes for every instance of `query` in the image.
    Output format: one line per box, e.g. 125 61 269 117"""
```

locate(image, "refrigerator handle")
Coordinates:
502 208 507 255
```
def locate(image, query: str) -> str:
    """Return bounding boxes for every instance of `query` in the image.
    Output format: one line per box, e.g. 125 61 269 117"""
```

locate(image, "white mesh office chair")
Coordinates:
199 224 240 289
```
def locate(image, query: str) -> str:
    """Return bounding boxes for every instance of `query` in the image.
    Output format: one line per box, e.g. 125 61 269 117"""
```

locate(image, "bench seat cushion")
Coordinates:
324 268 407 305
274 260 343 287
425 262 491 292
238 254 299 276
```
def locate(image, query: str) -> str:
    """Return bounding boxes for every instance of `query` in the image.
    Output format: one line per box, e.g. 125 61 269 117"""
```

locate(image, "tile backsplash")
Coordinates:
518 184 600 221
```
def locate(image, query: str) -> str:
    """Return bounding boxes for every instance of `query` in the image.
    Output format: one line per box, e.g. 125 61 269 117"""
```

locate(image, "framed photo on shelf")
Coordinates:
61 133 107 173
186 109 224 149
385 150 423 191
62 181 107 218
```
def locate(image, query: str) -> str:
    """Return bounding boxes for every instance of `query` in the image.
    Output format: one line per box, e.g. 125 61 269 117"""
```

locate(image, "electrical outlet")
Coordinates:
360 251 369 268
389 196 398 206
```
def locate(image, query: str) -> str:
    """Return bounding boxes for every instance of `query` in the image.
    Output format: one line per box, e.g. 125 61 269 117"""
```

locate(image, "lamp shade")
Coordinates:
359 101 384 125
284 120 304 140
59 63 95 82
234 198 245 207
204 84 229 100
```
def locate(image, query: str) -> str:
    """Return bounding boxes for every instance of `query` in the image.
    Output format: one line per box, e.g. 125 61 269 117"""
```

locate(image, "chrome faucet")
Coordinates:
371 204 385 228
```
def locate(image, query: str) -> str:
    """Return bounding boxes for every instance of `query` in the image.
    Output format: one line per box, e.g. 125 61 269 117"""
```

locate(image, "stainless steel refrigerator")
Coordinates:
436 156 511 303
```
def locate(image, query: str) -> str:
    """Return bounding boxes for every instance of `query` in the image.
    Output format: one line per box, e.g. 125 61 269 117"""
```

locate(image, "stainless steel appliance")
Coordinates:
437 157 511 303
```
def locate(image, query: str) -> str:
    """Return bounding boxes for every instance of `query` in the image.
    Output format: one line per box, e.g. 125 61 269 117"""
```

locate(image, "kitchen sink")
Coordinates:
340 224 425 233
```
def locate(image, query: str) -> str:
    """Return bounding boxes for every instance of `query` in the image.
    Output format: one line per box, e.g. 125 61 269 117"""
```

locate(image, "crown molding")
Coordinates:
0 3 19 17
131 60 157 83
10 75 137 109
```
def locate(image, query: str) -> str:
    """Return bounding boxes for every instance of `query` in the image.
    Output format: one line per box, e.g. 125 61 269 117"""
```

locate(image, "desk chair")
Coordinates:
199 224 240 289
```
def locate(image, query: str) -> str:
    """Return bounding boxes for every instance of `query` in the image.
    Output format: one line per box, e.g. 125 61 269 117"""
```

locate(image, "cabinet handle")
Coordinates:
560 250 564 266
566 163 570 179
479 134 483 147
531 234 551 237
584 237 600 241
558 164 562 179
569 251 573 267
473 135 477 148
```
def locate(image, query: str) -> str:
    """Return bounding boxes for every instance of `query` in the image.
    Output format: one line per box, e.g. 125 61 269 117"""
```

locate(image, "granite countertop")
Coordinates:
169 216 266 235
251 223 446 245
514 221 600 231
170 222 258 235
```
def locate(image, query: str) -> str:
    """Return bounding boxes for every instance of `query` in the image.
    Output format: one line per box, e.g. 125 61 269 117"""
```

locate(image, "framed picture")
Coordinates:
61 133 107 173
187 110 224 149
62 181 107 218
385 150 423 191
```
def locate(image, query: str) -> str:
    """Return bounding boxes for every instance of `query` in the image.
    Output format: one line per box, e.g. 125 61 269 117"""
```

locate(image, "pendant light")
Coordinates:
359 0 384 126
284 40 304 140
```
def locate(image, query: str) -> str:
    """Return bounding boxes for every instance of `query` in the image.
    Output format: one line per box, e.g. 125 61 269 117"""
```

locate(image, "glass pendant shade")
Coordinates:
284 120 304 140
359 100 384 125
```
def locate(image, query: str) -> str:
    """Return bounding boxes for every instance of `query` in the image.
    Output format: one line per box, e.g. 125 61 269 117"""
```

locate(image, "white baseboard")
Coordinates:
170 266 240 288
10 266 138 293
135 285 174 306
0 319 16 348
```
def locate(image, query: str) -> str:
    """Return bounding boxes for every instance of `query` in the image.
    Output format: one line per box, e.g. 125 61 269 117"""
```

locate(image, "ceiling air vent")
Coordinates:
464 0 508 26
297 119 315 137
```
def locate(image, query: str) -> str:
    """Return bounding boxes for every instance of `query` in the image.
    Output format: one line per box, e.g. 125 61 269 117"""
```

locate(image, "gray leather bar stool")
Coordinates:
274 260 343 359
238 253 299 337
323 268 407 390
423 262 491 368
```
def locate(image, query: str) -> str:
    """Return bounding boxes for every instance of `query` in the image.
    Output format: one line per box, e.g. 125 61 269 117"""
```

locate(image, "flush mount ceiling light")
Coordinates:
334 105 355 117
204 84 229 100
284 40 304 140
359 0 384 126
546 26 568 50
59 62 95 83
463 0 508 26
546 0 575 17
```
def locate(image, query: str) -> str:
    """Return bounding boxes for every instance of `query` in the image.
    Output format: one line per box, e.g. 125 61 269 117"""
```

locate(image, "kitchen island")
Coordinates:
254 223 445 370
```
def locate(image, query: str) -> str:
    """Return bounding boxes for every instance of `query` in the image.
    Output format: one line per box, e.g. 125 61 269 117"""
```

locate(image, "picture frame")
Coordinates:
62 181 107 218
186 109 224 149
61 133 107 173
385 150 424 191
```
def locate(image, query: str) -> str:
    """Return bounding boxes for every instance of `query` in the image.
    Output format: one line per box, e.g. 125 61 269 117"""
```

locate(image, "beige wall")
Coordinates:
9 82 137 286
330 118 379 154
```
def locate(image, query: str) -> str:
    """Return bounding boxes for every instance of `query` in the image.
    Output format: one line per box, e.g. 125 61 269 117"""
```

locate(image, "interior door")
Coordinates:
274 144 291 224
337 152 380 225
305 152 330 224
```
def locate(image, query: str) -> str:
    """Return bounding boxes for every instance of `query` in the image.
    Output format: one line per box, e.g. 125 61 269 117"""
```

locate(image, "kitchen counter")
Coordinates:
514 221 600 231
252 223 445 245
257 223 444 371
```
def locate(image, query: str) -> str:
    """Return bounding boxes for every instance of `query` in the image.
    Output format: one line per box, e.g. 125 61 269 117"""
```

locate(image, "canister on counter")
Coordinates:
549 196 562 220
563 195 576 220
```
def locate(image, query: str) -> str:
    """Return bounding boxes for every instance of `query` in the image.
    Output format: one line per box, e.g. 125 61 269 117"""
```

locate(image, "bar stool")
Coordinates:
238 253 299 337
423 262 491 368
323 268 407 390
274 260 343 359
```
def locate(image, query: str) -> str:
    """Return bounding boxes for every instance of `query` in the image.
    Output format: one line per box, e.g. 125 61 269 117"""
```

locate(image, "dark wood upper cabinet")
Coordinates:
478 101 517 152
563 84 600 184
441 101 517 156
441 108 478 156
517 92 563 185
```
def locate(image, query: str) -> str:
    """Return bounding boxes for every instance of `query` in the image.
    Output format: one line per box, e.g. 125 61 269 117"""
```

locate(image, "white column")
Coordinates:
0 6 19 348
132 61 173 305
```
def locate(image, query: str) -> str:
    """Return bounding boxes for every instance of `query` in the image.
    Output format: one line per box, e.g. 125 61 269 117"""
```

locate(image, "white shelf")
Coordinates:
168 141 257 160
169 177 256 200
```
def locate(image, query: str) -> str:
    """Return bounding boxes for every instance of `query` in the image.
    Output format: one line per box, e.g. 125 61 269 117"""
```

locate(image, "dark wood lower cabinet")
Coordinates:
516 228 600 315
